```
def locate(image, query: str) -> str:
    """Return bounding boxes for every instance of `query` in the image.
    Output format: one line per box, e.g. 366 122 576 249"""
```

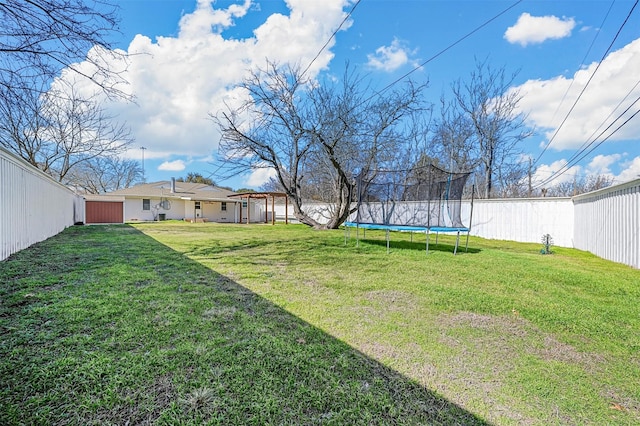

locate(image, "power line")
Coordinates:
300 0 362 79
562 78 640 168
372 0 523 98
533 93 640 189
532 0 616 167
532 0 638 170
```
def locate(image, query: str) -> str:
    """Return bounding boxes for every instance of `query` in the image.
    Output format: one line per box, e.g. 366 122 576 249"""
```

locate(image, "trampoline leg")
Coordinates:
386 229 390 254
356 226 360 247
465 230 470 252
454 231 460 255
426 230 430 254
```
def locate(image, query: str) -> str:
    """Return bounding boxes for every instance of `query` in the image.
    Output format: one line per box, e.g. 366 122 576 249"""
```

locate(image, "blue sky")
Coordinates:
67 0 640 190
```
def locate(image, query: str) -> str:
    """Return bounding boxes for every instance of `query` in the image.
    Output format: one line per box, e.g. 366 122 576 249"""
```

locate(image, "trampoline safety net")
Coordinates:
355 164 471 228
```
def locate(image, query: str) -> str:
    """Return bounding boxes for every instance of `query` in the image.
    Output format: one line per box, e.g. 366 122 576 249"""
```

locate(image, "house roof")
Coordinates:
106 181 240 202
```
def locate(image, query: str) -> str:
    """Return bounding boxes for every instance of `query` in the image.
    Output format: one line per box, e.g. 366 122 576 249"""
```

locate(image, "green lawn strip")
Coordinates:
133 222 640 424
1 224 483 425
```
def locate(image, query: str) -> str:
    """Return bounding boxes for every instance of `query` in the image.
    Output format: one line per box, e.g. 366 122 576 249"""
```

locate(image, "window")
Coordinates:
143 199 150 210
195 201 201 209
221 202 227 211
242 201 247 208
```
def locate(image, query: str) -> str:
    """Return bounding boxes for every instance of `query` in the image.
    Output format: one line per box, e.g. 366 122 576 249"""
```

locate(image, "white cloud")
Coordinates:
158 159 187 171
245 166 276 187
366 38 415 72
534 154 640 188
587 153 621 175
178 0 251 38
505 13 575 46
616 156 640 182
533 159 582 187
54 0 350 166
515 37 640 151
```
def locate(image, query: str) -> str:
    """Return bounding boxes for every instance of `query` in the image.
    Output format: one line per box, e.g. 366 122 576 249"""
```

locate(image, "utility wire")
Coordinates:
532 0 638 172
533 92 640 189
300 0 362 79
532 0 616 167
562 78 640 168
573 107 640 164
371 0 523 98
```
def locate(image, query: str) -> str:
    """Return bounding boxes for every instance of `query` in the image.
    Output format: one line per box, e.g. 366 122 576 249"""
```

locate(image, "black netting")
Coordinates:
355 165 471 228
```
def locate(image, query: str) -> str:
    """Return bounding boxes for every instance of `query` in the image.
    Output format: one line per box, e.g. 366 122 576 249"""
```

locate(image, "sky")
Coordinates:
64 0 640 190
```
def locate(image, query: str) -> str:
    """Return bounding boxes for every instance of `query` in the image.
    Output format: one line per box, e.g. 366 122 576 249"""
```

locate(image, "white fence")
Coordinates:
462 198 574 248
1 147 81 261
275 198 575 247
573 179 640 269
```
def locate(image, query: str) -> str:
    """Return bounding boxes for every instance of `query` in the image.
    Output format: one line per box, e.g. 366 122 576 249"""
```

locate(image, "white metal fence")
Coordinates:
1 147 81 261
573 179 640 269
461 198 574 248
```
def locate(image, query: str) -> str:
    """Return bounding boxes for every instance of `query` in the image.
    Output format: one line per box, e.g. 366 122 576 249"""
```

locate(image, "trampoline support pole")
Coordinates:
386 229 390 254
426 229 430 254
466 184 475 253
454 231 460 255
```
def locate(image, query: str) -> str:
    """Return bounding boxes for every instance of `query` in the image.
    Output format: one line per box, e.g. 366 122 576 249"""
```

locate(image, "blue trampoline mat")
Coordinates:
344 222 469 233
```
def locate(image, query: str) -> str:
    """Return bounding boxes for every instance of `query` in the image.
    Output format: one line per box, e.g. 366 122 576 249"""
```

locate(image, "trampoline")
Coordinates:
344 164 474 255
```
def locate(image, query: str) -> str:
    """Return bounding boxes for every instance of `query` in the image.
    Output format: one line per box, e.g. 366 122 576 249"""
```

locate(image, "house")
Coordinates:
83 179 260 224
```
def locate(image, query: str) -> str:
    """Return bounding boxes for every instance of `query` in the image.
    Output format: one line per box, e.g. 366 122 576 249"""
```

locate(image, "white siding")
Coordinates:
123 197 181 222
573 179 640 269
1 147 79 261
121 197 258 223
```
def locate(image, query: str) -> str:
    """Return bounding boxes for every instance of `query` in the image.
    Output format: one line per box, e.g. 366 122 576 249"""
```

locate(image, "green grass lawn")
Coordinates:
1 222 639 425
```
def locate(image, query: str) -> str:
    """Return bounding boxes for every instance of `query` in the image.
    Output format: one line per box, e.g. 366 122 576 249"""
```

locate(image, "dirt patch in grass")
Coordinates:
433 311 621 424
437 311 606 372
362 289 418 312
359 340 438 382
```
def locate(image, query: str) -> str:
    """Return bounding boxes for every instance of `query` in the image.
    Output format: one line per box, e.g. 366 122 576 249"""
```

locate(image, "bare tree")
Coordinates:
0 1 137 193
545 174 614 197
66 155 142 194
0 81 50 166
0 0 129 100
451 59 533 198
214 61 427 229
431 95 477 172
0 81 134 183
